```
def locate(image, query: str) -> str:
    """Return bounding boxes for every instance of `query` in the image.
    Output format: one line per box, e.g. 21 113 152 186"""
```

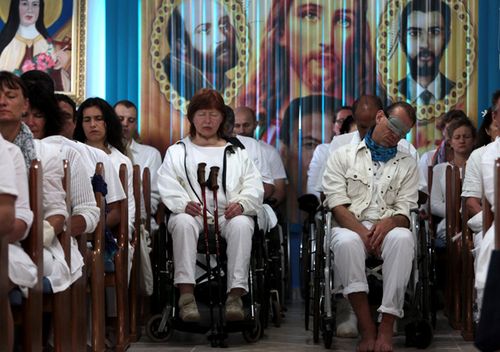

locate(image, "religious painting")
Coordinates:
0 0 87 103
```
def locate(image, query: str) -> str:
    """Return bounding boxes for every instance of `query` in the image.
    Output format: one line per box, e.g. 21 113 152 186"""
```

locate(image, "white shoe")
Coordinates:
178 293 201 322
336 298 359 338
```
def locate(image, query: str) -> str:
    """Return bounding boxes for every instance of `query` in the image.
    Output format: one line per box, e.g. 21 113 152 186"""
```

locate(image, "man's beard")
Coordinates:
408 49 441 81
192 41 238 76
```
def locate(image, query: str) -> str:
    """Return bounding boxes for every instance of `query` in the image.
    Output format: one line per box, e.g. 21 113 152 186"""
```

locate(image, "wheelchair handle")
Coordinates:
208 166 220 191
197 162 207 186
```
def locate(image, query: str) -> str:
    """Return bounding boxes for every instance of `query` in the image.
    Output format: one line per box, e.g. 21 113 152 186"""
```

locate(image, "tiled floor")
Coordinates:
129 300 478 351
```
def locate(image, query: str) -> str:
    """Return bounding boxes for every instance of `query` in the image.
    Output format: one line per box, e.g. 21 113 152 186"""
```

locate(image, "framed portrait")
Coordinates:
0 0 87 103
150 0 248 114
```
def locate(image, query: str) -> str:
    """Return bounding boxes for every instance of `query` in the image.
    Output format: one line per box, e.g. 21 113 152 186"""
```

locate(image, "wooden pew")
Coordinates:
43 159 72 351
129 164 142 342
87 163 106 352
17 159 44 352
104 163 130 351
461 166 474 341
445 164 462 329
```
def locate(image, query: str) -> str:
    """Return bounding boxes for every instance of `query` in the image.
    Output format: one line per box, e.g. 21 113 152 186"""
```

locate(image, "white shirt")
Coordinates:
0 134 18 198
236 135 274 185
482 138 500 211
69 141 126 204
462 146 486 199
307 143 329 198
323 141 419 222
258 140 287 180
33 139 68 220
129 139 162 214
317 131 419 195
4 140 32 239
43 136 100 234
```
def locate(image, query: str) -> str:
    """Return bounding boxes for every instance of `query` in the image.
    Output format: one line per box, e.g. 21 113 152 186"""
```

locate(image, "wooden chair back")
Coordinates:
460 165 474 340
129 164 142 342
445 164 462 330
48 159 72 351
143 167 151 235
104 163 130 351
86 162 106 351
19 159 44 352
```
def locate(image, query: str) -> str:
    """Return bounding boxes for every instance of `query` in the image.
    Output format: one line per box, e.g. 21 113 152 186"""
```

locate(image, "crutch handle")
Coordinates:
197 162 207 186
208 166 220 191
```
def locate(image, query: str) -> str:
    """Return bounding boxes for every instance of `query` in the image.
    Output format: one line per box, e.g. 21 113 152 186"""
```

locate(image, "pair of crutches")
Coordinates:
197 162 227 347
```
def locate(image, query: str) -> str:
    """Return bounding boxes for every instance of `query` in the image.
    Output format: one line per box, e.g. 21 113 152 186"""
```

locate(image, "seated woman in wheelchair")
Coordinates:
322 102 418 352
157 88 264 323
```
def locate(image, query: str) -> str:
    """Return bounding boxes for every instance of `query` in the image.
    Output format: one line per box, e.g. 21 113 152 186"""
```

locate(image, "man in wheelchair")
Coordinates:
322 102 419 352
157 89 264 324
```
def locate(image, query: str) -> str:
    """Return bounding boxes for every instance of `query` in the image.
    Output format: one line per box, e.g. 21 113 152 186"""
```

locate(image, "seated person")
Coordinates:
323 102 419 351
157 89 263 322
430 117 475 247
114 100 163 218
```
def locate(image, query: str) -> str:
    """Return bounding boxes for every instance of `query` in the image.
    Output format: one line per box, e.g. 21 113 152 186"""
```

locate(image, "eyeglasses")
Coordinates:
386 116 411 138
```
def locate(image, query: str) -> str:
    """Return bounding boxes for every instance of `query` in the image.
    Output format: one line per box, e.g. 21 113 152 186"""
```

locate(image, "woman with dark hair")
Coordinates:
21 74 99 285
157 88 263 323
22 84 62 138
74 97 135 236
430 117 476 247
0 0 69 90
476 109 498 148
0 70 70 293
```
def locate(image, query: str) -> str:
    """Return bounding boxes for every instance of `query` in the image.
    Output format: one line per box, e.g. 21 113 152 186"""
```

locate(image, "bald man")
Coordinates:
235 106 288 207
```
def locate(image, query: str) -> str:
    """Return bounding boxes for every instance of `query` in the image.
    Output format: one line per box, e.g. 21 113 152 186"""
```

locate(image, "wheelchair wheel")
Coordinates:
145 313 173 342
242 318 262 343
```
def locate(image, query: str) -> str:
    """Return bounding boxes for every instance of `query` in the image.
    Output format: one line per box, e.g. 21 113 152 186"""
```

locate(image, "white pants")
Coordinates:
168 213 254 292
330 221 414 318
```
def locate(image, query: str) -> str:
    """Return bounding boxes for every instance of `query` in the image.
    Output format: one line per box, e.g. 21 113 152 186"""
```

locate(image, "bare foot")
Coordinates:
357 325 377 352
374 324 394 352
357 334 376 352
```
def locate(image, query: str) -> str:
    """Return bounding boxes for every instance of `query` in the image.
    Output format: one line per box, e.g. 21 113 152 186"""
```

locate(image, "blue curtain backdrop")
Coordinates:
105 0 140 109
478 0 500 124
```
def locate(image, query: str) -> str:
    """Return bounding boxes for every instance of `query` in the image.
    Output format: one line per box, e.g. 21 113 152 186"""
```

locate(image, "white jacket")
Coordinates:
158 137 264 216
322 140 419 222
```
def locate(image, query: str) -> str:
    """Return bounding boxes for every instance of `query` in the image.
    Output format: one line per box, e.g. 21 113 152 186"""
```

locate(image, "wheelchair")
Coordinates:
145 210 268 347
304 206 436 349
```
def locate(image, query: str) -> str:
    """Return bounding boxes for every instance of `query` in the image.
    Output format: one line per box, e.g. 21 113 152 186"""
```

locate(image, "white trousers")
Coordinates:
168 213 254 292
330 221 414 318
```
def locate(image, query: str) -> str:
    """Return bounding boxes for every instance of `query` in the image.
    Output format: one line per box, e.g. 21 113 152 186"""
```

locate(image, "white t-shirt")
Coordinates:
236 135 274 185
462 146 486 199
0 134 18 197
307 143 329 198
258 140 287 180
69 141 126 204
129 139 162 214
482 138 500 211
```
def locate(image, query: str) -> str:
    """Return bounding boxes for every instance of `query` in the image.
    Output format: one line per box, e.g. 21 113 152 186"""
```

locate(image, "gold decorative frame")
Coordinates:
377 0 476 121
0 0 86 104
150 0 248 114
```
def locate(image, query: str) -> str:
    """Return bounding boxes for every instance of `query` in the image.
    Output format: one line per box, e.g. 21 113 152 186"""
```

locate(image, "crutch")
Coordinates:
196 163 217 342
208 166 227 346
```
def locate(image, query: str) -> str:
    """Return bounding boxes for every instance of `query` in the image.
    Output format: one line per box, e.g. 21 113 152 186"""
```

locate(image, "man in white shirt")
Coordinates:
114 100 162 216
323 102 419 351
234 106 287 207
477 90 500 315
